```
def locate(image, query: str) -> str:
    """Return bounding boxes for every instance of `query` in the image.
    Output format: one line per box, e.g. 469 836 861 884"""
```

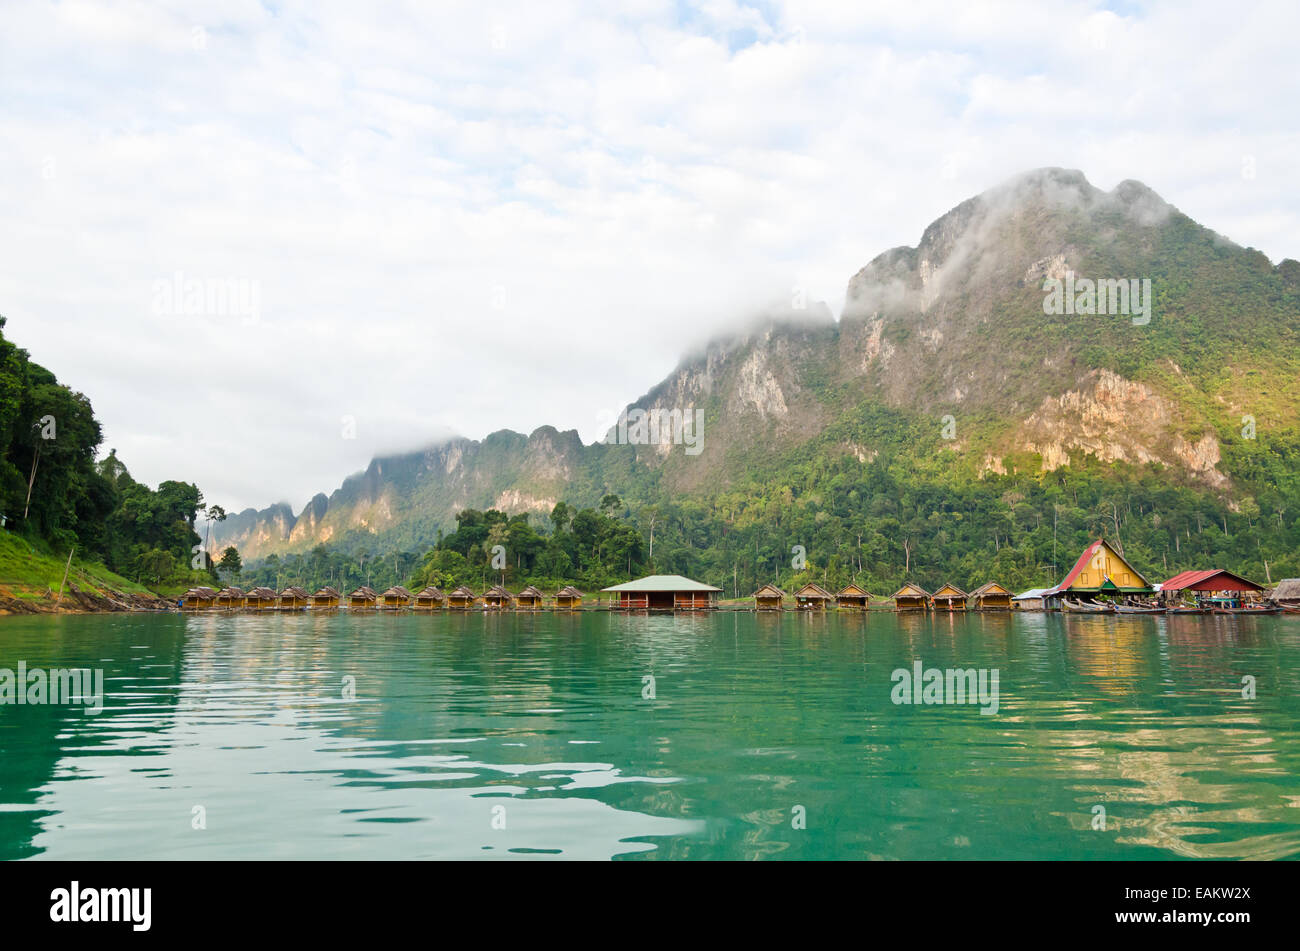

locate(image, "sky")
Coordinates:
1 0 1297 514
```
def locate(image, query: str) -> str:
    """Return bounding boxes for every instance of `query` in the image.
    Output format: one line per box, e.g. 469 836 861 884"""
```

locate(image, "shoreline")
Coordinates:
0 583 177 617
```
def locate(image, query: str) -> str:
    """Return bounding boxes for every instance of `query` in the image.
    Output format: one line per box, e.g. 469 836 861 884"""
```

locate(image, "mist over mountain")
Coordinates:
209 168 1300 564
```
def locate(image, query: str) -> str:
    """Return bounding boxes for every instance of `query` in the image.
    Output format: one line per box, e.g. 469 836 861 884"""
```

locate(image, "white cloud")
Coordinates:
1 0 1297 512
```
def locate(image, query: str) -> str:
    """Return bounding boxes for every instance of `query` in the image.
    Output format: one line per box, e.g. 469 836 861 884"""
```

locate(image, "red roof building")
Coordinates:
1160 569 1263 593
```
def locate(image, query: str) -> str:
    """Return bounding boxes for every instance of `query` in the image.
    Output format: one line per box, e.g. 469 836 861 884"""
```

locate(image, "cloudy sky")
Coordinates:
1 0 1296 513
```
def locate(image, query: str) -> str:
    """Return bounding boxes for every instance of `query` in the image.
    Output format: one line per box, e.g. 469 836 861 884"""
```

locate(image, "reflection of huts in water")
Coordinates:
1269 578 1300 607
516 585 544 610
794 582 834 611
892 583 930 611
348 586 379 609
448 586 477 610
554 585 584 609
181 586 217 610
380 585 412 609
278 586 311 610
930 583 968 612
414 586 446 610
753 583 786 611
836 583 871 610
1012 587 1050 611
215 587 246 609
968 582 1013 611
311 585 340 608
483 585 514 609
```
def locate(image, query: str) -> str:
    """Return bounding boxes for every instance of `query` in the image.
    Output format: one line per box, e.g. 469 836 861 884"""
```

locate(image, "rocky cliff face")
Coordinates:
209 168 1300 561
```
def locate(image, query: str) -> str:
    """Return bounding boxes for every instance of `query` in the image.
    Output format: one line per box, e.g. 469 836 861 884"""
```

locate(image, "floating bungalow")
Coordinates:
969 582 1013 611
278 586 310 610
214 587 246 609
1160 569 1264 605
793 582 835 611
448 586 477 610
181 586 217 611
245 587 280 609
753 583 786 611
892 583 930 611
516 585 544 609
554 585 584 610
381 585 413 609
414 586 446 610
836 583 872 610
483 585 514 609
1045 539 1153 607
930 583 968 612
311 585 340 608
1012 587 1051 611
348 585 379 609
603 575 721 610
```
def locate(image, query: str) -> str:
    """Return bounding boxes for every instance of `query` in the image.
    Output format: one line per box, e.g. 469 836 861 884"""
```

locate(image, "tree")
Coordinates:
218 546 243 580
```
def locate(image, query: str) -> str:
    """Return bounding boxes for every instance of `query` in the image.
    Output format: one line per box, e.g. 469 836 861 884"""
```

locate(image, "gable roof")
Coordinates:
1160 569 1263 593
931 583 968 599
518 585 544 598
416 586 446 599
279 586 310 598
753 583 787 598
1013 587 1051 600
484 585 514 598
892 583 931 599
1046 539 1150 595
312 586 340 598
1270 578 1300 601
794 582 834 600
448 586 477 599
349 586 378 599
556 585 584 598
971 582 1011 597
382 585 413 599
837 583 871 598
602 575 722 593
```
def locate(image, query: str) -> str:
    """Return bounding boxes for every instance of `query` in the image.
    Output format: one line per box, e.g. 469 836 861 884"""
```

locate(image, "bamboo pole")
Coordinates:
56 546 74 607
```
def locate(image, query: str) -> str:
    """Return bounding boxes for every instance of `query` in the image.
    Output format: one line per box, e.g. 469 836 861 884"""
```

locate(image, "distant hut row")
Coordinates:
182 583 586 611
752 581 1014 612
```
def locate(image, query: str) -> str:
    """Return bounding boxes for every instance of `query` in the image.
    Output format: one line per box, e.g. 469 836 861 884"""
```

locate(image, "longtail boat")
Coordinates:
1113 603 1165 615
1063 598 1113 614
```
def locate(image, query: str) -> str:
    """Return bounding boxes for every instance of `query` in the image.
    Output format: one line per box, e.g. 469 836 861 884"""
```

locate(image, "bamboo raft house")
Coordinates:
181 586 217 611
794 582 834 611
891 583 930 611
380 585 413 609
348 585 379 609
483 585 514 609
414 586 446 609
753 583 786 611
214 586 246 609
930 583 968 612
516 585 545 610
244 586 280 610
311 585 340 608
554 585 584 610
447 586 477 610
969 582 1012 611
603 575 721 610
278 586 311 610
836 583 871 610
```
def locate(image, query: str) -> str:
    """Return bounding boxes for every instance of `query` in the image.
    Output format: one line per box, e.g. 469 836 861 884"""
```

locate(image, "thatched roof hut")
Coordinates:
969 582 1012 610
752 583 786 611
793 582 834 610
555 585 583 609
278 586 311 609
483 585 514 608
1270 578 1300 604
215 586 246 608
836 583 871 610
181 586 217 609
381 585 413 608
348 585 379 608
311 585 340 607
930 583 968 612
415 585 446 609
517 585 544 609
891 583 930 611
448 585 477 609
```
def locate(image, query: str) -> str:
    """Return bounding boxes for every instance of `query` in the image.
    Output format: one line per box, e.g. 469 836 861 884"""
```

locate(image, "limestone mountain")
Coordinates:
209 168 1300 562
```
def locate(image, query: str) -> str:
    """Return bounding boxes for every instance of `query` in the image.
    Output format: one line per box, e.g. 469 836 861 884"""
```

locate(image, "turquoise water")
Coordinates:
0 610 1297 860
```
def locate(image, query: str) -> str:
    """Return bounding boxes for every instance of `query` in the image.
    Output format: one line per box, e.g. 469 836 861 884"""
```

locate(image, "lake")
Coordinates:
1 610 1298 860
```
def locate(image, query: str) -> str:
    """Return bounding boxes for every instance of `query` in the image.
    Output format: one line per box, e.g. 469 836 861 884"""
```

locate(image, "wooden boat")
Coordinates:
1279 604 1300 614
1063 598 1113 613
1166 605 1209 615
1113 603 1165 615
1212 605 1282 615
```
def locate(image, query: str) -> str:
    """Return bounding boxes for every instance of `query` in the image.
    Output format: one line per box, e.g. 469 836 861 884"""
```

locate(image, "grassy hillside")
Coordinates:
0 530 171 613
